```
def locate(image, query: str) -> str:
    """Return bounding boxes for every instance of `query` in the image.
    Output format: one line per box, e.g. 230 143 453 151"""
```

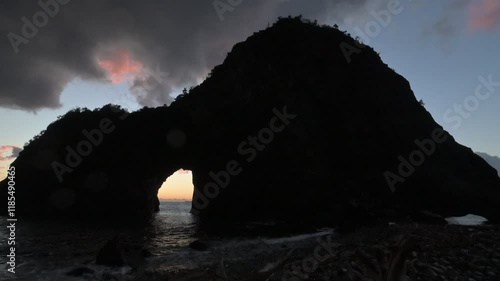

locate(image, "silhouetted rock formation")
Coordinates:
1 17 500 224
477 152 500 176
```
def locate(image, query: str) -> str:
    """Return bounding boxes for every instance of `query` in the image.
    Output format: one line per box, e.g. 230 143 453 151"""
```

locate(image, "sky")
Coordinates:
1 0 499 199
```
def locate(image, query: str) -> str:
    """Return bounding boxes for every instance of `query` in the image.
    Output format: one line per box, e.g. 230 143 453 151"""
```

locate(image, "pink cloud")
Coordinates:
0 145 21 161
467 0 500 31
175 169 191 174
97 49 143 84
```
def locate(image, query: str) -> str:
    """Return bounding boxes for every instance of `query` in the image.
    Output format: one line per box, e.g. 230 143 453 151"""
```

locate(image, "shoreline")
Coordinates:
140 222 500 281
2 214 499 281
42 222 499 281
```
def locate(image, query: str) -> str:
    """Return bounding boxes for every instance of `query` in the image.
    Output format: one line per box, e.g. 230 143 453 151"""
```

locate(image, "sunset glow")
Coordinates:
0 145 18 179
0 145 19 161
97 49 143 84
158 170 194 200
467 0 500 31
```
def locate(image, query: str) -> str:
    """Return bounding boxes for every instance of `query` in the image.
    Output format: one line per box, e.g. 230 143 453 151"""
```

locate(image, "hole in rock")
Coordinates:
156 169 195 226
158 169 194 200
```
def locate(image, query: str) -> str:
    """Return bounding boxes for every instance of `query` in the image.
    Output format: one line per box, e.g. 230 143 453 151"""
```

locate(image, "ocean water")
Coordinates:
0 200 334 281
0 200 196 280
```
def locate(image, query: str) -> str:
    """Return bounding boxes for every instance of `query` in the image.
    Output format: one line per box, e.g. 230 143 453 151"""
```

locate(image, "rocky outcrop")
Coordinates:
96 236 150 268
477 152 500 176
1 17 500 224
96 238 125 267
189 240 208 251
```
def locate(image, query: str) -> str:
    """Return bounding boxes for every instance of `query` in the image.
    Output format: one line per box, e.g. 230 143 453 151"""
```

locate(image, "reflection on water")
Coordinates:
147 201 197 254
0 201 197 280
0 200 333 280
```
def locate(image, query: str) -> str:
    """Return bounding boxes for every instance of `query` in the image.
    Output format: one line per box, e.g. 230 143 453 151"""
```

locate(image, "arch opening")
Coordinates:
158 169 194 201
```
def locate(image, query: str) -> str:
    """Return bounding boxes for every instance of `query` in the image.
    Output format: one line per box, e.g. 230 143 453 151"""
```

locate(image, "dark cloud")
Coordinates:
10 146 23 158
1 0 376 111
419 0 471 52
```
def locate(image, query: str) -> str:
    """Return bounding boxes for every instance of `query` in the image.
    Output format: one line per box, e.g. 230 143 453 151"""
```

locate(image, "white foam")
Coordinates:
445 214 488 226
262 229 334 244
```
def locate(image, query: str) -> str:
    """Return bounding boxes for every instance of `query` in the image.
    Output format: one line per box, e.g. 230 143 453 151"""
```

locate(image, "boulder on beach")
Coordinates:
96 238 125 267
65 267 94 277
189 240 208 251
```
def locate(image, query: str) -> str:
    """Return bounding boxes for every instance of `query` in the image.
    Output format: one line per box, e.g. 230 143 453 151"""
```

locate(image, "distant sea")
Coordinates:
0 200 333 281
0 200 196 280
